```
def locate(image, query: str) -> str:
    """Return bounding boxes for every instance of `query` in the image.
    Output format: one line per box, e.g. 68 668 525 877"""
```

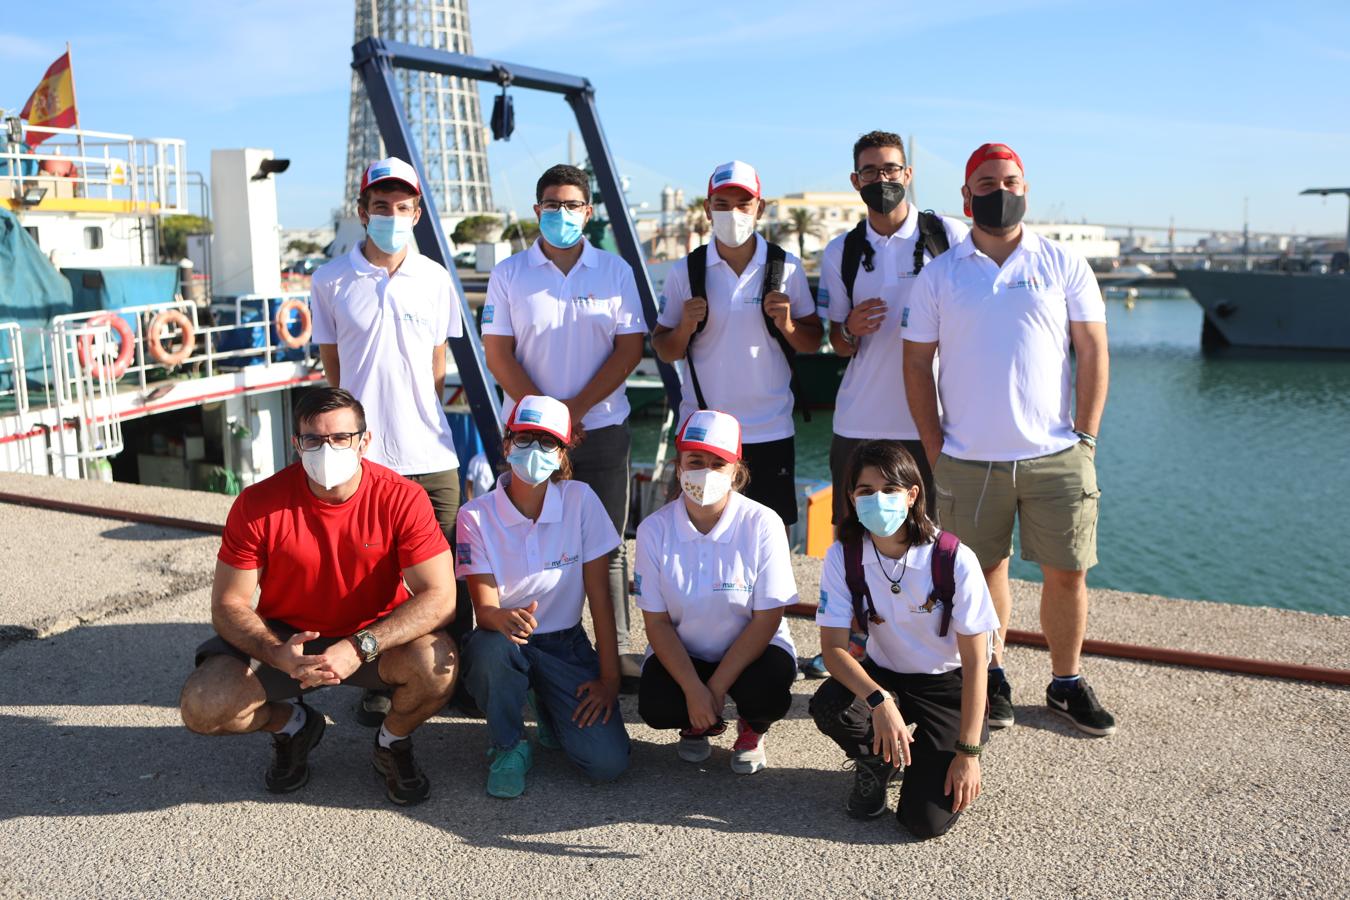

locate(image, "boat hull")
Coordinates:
1175 270 1350 351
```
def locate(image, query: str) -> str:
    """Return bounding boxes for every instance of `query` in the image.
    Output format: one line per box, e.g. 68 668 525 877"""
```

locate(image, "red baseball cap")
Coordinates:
707 160 761 199
360 157 421 196
964 143 1024 183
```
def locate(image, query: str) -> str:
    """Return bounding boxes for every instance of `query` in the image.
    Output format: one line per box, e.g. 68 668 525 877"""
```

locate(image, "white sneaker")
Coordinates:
730 719 767 774
676 729 712 763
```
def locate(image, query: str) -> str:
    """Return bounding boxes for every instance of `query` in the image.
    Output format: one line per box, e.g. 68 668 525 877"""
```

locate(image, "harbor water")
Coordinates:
632 296 1350 616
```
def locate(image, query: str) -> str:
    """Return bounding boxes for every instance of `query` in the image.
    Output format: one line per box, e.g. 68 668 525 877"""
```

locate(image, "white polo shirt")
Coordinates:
819 209 968 440
634 491 798 663
482 238 647 432
311 244 463 476
816 536 999 675
657 236 815 444
454 474 620 635
902 229 1106 461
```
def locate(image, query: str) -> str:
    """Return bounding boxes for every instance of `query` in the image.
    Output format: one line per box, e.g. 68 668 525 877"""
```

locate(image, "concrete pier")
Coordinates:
1 473 1346 898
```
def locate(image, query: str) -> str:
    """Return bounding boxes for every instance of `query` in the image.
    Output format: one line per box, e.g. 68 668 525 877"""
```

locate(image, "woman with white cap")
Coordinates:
634 409 799 774
456 395 629 799
809 440 999 839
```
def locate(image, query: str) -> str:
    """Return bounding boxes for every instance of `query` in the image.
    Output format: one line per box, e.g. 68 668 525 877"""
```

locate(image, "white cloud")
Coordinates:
0 32 57 63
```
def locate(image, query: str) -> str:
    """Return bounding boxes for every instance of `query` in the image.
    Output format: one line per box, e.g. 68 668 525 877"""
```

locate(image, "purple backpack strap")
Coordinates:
929 530 961 637
843 537 876 636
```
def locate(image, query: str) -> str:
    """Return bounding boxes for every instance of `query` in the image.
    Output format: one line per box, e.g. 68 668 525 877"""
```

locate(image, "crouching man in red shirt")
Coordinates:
179 387 458 805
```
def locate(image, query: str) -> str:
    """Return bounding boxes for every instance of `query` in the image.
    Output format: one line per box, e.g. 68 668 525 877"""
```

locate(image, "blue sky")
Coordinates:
3 0 1348 236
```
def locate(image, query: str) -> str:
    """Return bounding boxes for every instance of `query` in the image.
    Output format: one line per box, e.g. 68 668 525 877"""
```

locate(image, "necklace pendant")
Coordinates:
890 583 901 594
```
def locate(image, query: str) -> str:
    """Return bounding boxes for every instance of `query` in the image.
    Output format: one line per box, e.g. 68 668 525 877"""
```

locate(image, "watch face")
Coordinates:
358 634 377 656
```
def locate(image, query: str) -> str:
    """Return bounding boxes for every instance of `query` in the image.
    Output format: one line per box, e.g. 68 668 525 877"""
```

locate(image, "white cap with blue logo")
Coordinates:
707 160 761 199
676 409 742 462
506 395 571 443
360 156 421 196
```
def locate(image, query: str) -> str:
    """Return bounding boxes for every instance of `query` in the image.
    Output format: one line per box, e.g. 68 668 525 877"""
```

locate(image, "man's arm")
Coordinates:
765 305 824 353
481 334 542 402
318 344 340 388
902 339 943 467
211 560 281 662
1069 320 1109 439
564 333 644 424
366 549 455 651
432 341 447 401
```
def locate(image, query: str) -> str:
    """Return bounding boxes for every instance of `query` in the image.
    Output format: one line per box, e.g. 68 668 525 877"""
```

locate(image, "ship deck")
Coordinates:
1 472 1346 899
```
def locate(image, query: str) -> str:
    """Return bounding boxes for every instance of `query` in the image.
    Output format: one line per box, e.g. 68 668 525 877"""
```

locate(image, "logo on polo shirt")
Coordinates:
456 544 472 566
545 551 580 570
482 305 495 324
685 426 708 441
570 293 607 305
714 578 753 593
817 285 829 309
901 306 910 327
519 409 543 424
657 294 667 314
634 573 643 596
1007 277 1047 291
818 588 829 613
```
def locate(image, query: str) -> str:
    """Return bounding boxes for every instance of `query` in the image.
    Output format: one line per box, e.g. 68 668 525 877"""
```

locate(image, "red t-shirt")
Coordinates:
217 460 449 637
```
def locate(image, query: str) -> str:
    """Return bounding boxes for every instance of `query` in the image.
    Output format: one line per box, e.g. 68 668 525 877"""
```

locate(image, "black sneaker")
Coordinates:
1046 677 1117 736
265 703 325 794
988 676 1015 730
844 754 899 819
372 734 431 805
355 689 392 727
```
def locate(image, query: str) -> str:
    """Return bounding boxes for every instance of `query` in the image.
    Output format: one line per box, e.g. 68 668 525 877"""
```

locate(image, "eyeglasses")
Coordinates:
509 432 562 452
856 164 907 184
296 431 364 451
538 200 589 212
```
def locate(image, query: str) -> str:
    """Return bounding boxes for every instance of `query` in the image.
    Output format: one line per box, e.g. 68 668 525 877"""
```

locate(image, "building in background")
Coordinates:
344 0 493 231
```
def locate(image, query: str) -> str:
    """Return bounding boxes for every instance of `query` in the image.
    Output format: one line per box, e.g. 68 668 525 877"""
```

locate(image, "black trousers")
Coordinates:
740 437 798 526
809 664 988 840
639 645 797 734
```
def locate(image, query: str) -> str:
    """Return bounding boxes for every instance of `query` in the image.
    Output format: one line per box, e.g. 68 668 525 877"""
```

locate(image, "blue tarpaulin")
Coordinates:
0 207 72 392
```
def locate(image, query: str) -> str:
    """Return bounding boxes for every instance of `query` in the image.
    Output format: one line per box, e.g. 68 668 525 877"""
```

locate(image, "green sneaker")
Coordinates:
527 690 561 751
486 739 533 799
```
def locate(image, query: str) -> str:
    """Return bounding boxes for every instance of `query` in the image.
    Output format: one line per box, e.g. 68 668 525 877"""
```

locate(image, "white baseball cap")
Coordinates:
506 395 571 443
707 160 761 199
360 156 421 195
676 410 742 463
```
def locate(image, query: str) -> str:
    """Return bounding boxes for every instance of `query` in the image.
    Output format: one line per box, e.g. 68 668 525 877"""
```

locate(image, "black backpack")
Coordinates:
844 530 962 637
838 210 950 310
685 241 811 422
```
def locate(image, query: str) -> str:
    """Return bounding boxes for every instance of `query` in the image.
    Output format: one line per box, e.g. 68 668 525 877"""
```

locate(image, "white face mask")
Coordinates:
301 443 361 490
711 209 756 248
680 466 733 507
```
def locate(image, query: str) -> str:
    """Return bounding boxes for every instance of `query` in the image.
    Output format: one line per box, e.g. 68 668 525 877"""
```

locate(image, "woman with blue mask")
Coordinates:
455 395 629 799
808 440 1000 840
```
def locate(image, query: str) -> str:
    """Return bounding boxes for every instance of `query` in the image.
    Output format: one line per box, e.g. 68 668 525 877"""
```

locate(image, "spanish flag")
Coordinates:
20 50 77 147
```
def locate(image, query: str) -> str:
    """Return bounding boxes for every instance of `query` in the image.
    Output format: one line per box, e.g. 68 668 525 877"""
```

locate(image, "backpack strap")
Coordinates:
843 536 881 636
911 210 950 276
839 219 874 307
928 529 961 637
760 241 812 422
684 244 711 410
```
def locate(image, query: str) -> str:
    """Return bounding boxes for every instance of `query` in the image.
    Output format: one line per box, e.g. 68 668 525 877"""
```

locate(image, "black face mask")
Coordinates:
969 189 1026 230
860 180 906 215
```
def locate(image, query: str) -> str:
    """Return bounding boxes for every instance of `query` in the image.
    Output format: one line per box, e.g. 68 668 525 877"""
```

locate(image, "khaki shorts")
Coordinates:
933 442 1100 572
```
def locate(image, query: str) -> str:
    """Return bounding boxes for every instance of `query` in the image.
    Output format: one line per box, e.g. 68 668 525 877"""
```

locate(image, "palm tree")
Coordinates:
783 207 824 260
685 197 709 248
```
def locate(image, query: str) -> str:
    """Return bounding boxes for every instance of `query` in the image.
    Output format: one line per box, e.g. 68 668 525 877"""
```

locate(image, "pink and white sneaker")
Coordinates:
730 719 767 774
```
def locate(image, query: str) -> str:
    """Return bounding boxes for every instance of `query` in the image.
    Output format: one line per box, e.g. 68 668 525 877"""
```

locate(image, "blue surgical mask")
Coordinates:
507 442 560 486
539 208 586 249
855 492 909 537
366 214 415 254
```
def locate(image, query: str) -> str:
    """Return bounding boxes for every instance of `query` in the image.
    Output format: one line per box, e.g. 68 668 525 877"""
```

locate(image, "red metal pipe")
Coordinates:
784 603 1348 686
0 492 224 536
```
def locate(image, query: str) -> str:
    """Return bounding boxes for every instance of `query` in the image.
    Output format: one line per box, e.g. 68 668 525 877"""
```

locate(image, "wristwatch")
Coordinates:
865 689 893 711
348 629 379 663
1074 430 1097 449
839 321 858 346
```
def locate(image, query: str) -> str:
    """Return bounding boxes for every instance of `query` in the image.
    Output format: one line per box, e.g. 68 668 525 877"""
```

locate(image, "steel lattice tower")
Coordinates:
345 0 493 219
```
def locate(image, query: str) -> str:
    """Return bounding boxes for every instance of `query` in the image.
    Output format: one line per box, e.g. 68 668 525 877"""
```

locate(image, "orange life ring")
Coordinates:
146 309 196 367
275 299 312 349
76 313 135 380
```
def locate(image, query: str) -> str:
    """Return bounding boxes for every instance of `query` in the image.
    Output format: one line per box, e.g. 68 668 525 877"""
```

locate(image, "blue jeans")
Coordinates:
462 623 630 783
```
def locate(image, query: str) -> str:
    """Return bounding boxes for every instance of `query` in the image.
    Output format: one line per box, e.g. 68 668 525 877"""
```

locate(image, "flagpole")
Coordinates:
66 42 88 199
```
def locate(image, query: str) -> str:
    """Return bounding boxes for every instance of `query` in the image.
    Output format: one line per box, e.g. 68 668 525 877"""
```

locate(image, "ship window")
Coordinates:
84 226 104 250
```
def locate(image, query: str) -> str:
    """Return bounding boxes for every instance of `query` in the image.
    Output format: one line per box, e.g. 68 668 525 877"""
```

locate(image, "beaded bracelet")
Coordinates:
954 740 984 757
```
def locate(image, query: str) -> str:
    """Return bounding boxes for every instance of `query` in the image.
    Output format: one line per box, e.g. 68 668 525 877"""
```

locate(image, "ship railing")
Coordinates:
0 321 37 474
44 317 125 477
38 295 318 411
0 125 188 214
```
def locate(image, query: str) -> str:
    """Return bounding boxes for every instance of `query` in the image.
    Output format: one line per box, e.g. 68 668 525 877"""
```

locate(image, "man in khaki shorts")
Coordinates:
902 142 1114 737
